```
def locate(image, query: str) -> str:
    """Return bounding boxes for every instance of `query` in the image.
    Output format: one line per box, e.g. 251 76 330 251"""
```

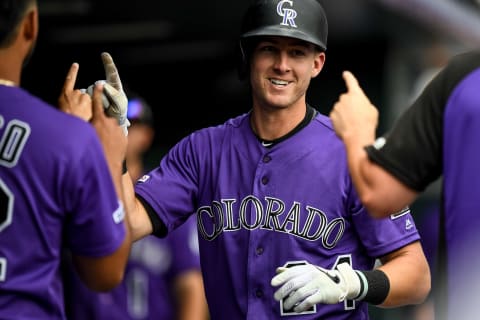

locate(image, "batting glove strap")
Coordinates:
354 269 390 305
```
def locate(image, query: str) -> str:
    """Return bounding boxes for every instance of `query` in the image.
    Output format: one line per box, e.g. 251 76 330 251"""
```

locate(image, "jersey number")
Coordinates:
0 179 13 282
279 255 355 316
0 117 30 282
334 255 355 310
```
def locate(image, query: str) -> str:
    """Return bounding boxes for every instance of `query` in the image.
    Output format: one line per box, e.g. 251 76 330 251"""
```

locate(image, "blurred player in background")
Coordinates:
124 97 156 182
330 50 480 320
70 0 431 319
64 95 208 320
0 0 130 319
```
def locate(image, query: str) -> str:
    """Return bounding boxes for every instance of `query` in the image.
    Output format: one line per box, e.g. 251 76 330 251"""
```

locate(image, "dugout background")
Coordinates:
22 0 480 319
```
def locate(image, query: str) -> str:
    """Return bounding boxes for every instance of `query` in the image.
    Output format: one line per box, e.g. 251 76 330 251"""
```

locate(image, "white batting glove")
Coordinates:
271 262 361 312
84 52 129 135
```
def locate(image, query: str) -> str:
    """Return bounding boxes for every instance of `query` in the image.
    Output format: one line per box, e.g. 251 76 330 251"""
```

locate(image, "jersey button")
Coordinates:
261 176 269 185
256 246 264 255
263 155 271 163
255 289 263 298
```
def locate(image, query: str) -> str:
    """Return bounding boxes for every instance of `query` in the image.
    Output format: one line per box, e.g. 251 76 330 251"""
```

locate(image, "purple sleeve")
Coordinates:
352 204 420 258
346 183 420 258
65 132 126 257
135 134 199 232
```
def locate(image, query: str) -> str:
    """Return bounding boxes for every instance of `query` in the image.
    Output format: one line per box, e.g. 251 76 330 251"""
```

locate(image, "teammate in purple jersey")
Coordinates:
0 0 131 319
73 0 430 319
65 216 205 320
330 50 480 320
64 97 208 320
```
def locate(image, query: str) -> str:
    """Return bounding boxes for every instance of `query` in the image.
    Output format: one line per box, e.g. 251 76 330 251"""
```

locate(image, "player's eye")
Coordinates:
291 49 306 57
259 45 276 52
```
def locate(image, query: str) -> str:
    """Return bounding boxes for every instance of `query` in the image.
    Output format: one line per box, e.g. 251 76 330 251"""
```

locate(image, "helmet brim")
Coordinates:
241 26 326 51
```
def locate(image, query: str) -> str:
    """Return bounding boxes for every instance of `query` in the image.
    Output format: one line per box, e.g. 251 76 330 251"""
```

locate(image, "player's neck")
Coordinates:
0 79 16 87
250 105 317 148
0 50 22 87
0 71 18 87
251 104 307 141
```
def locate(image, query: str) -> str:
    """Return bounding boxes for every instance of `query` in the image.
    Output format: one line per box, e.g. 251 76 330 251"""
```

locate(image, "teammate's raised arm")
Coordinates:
329 71 378 145
332 48 480 320
329 71 418 217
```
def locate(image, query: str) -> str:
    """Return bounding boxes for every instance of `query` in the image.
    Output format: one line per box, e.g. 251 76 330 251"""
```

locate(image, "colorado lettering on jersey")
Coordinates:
196 195 345 249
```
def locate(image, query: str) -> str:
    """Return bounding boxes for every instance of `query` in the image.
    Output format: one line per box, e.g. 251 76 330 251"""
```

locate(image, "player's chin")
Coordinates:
273 101 296 110
263 94 294 109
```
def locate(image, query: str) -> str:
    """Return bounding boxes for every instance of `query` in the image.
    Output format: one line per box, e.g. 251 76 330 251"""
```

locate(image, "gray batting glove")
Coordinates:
84 52 130 135
271 262 361 312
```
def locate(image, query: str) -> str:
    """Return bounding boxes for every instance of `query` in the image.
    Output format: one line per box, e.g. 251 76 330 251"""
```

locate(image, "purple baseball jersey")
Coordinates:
0 86 126 319
65 215 200 320
365 50 480 320
135 111 420 319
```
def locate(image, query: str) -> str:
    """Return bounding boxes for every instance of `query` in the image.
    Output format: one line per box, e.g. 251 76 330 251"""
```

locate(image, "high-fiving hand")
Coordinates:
90 83 128 176
58 61 127 175
85 52 130 135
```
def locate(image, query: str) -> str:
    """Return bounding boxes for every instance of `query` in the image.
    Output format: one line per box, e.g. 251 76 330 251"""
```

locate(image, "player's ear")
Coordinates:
311 51 325 78
22 6 39 44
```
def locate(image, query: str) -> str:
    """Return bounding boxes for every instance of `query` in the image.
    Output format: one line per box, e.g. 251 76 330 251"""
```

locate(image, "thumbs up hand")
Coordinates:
329 71 378 144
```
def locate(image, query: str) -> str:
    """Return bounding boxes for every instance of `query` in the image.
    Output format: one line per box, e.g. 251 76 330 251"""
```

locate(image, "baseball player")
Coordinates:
64 97 208 320
330 50 480 320
74 0 431 319
0 0 131 319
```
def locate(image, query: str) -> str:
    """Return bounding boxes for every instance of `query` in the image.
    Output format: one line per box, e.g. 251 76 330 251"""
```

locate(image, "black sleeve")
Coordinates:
366 50 480 191
136 194 168 238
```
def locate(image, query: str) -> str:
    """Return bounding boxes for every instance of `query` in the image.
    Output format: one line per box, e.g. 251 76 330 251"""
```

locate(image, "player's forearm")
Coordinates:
73 230 131 292
342 137 418 218
122 173 153 241
109 160 133 246
377 241 431 307
175 271 209 320
108 159 125 204
341 137 380 211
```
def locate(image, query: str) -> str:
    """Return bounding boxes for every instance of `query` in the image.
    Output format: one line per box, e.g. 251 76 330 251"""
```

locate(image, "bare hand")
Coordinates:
91 83 127 174
329 71 379 143
58 63 93 121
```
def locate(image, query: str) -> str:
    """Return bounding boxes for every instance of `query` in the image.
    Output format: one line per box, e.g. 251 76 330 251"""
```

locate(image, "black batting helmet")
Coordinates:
241 0 328 50
237 0 328 79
